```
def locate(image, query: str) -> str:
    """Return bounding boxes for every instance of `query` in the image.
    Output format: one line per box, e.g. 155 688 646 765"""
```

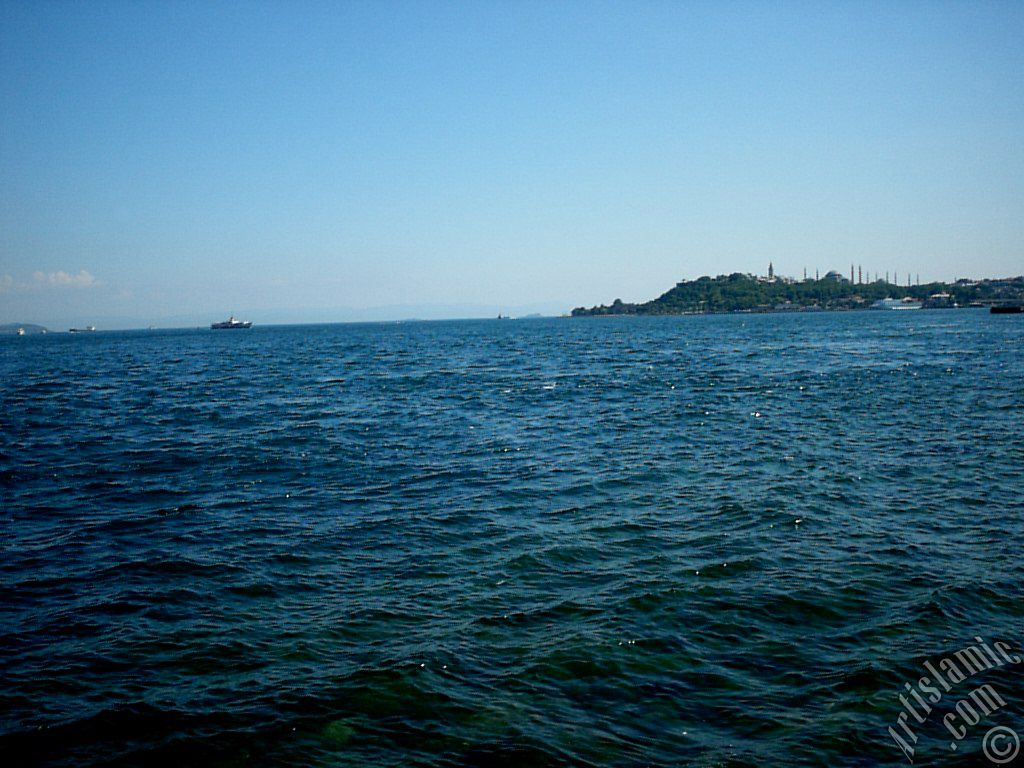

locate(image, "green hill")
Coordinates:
572 274 1024 315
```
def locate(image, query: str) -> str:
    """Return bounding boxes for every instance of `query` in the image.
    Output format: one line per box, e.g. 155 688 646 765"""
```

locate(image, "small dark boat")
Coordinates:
211 316 252 329
990 305 1024 314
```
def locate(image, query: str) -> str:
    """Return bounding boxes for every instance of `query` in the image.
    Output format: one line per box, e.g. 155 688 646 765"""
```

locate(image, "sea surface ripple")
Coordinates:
1 312 1022 767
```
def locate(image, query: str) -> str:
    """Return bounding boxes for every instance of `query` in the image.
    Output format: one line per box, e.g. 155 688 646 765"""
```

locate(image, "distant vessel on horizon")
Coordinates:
871 297 922 310
211 316 252 330
69 326 96 333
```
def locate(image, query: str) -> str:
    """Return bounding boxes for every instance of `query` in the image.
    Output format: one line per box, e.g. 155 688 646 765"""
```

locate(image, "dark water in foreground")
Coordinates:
1 312 1022 767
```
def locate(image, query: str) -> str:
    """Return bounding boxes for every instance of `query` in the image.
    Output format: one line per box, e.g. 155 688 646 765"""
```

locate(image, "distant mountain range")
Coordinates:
1 301 570 331
572 274 1024 315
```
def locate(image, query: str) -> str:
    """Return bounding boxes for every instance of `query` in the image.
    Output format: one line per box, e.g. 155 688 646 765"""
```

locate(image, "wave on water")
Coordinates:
1 312 1022 766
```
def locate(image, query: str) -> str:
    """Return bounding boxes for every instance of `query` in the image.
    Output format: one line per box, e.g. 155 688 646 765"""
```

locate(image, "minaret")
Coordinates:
803 267 807 281
768 261 774 280
858 265 862 284
815 268 819 281
851 264 855 283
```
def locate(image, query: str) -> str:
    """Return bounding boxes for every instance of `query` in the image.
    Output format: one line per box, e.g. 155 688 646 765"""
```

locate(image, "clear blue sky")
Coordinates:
2 0 1022 326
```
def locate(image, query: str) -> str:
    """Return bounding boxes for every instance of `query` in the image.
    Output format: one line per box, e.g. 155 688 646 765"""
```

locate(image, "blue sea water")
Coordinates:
1 311 1022 767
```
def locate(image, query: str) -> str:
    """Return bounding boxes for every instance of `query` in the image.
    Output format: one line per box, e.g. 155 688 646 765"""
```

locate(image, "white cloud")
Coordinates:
0 274 12 292
31 270 99 289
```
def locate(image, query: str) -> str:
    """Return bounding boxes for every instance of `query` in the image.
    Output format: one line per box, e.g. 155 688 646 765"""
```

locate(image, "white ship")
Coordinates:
871 297 922 310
